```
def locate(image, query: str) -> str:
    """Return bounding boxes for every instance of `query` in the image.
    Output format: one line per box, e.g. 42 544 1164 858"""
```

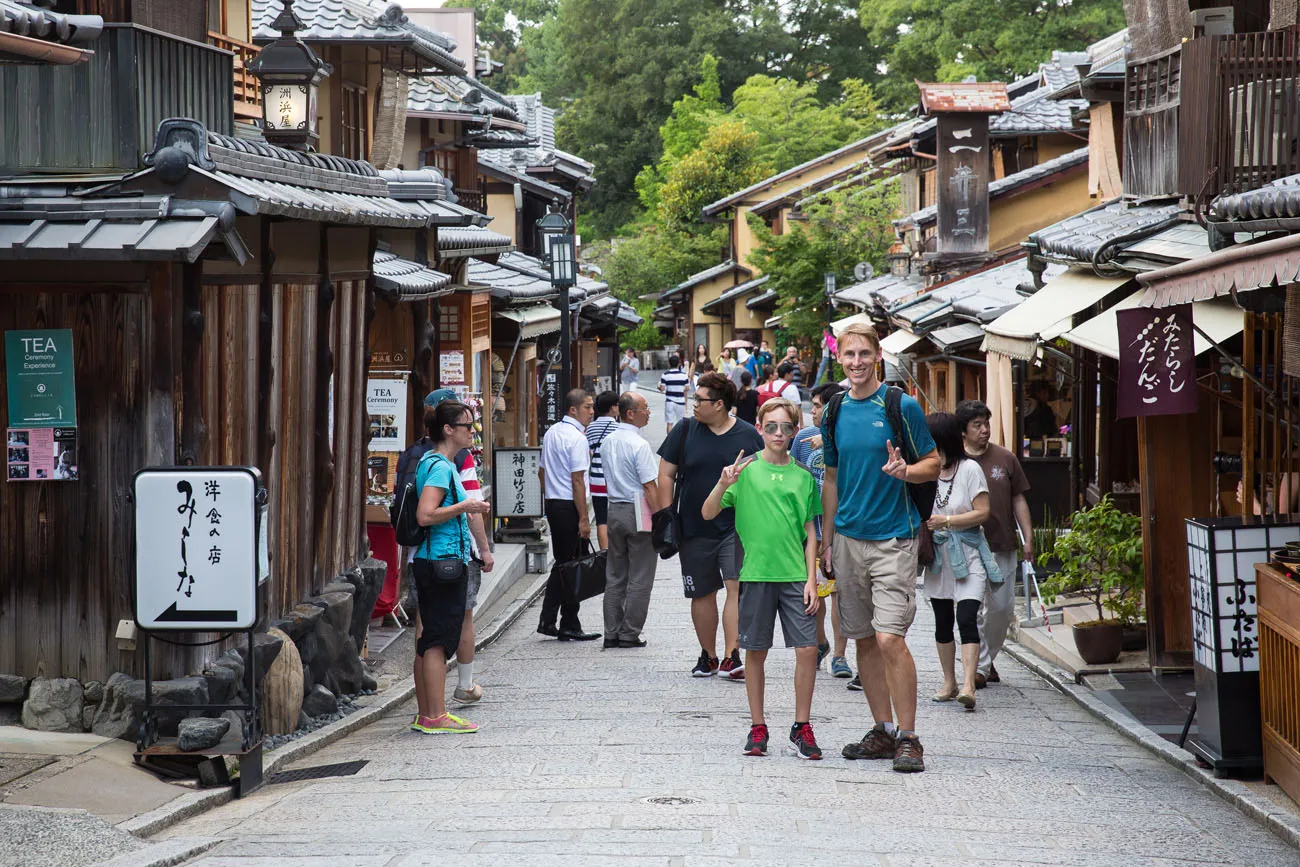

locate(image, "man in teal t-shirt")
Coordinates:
703 398 823 761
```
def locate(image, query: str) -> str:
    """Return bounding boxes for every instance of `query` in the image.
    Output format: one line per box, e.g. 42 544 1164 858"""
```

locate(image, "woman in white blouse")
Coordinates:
924 412 1000 712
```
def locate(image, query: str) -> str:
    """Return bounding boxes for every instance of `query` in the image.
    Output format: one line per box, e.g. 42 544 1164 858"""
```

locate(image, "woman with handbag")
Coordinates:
411 399 492 734
923 412 1000 713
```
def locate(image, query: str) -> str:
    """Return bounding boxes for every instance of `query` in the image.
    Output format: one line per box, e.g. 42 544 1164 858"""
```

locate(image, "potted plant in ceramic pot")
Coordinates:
1038 495 1144 665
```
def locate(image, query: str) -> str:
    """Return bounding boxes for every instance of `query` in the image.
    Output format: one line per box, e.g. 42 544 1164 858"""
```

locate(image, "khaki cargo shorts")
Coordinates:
831 535 918 638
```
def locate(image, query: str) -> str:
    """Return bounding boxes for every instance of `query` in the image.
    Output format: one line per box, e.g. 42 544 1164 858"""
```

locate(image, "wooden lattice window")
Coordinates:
471 293 491 346
438 298 461 344
341 84 369 162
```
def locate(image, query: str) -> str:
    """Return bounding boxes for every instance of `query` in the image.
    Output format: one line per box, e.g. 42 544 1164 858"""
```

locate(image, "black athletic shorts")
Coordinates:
412 559 468 659
592 495 609 526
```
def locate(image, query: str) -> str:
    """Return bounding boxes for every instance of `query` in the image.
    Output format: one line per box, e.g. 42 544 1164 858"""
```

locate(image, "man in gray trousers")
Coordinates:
600 392 662 648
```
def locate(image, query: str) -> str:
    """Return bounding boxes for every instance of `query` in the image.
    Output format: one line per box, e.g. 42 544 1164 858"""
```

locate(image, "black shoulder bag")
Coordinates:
413 453 469 584
651 419 694 559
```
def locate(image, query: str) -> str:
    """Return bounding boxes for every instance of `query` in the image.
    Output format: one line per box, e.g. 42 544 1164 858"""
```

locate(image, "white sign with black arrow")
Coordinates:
134 467 262 631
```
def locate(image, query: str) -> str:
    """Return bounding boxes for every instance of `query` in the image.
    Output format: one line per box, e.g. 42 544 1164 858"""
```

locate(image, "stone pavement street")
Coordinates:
151 386 1299 866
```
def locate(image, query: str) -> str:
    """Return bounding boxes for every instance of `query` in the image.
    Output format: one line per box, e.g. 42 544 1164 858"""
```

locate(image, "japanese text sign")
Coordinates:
492 448 543 518
1117 305 1198 418
5 329 77 428
134 467 262 631
366 377 408 453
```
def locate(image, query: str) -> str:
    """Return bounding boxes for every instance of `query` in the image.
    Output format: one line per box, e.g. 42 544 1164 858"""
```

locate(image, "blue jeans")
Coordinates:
815 354 831 386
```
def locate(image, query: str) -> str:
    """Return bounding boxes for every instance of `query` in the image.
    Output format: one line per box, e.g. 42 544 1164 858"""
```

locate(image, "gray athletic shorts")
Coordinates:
406 558 482 612
738 581 818 651
678 532 742 599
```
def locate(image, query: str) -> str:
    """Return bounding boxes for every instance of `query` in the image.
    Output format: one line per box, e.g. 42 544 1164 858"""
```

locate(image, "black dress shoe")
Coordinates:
556 628 600 641
603 638 619 649
987 664 1000 683
537 623 560 638
618 638 648 648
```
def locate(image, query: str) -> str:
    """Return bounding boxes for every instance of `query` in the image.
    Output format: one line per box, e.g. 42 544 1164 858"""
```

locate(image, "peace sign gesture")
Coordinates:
882 439 909 480
718 450 754 489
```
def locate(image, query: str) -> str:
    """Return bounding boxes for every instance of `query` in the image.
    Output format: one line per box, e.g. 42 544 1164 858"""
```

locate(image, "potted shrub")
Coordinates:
1038 496 1144 665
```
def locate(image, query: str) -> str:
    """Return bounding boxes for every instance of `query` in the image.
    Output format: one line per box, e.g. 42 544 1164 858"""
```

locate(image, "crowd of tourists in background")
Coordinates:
400 324 1033 774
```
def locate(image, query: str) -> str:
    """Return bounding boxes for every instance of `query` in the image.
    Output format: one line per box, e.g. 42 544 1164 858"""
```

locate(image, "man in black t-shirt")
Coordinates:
657 372 764 680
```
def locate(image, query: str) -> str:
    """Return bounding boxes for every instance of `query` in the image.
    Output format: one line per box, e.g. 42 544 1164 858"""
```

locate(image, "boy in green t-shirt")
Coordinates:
702 397 823 759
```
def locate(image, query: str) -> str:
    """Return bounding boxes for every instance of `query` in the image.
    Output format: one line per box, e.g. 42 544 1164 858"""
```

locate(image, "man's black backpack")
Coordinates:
391 442 433 547
823 386 937 522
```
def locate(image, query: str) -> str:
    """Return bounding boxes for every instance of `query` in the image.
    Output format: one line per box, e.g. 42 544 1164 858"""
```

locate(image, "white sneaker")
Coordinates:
453 683 483 705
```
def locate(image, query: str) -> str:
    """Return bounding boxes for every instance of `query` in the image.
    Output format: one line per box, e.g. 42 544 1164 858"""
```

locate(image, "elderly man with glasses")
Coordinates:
657 372 764 679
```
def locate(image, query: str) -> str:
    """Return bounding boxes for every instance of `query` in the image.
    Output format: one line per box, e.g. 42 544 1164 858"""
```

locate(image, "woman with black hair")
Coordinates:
923 412 1000 712
411 399 493 734
735 370 759 425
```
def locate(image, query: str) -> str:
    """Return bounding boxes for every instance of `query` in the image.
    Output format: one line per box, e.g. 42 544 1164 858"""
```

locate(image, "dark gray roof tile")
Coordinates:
373 249 452 300
1210 174 1300 223
1027 201 1183 265
0 0 100 45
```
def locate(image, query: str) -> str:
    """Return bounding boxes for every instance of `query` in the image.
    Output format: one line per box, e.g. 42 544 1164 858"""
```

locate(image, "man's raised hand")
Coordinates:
882 439 908 480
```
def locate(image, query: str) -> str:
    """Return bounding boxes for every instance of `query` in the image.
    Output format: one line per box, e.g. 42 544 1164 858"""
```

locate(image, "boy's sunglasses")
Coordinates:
762 422 797 435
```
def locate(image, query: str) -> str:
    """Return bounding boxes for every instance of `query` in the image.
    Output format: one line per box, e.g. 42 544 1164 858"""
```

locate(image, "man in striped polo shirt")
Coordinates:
586 391 621 549
658 354 690 434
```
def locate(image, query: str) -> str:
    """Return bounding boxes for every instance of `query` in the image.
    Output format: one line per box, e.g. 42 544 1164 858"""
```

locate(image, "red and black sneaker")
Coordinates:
719 649 745 681
691 649 720 677
789 722 823 760
744 724 769 756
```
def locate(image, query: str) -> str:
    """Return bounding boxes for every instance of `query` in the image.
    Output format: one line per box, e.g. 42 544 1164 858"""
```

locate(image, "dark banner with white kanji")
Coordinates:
1117 304 1198 418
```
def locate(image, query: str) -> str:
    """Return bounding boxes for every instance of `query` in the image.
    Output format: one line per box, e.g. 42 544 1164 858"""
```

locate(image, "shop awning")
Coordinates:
1061 291 1245 359
1137 231 1300 308
496 304 560 339
981 268 1131 360
879 328 924 365
831 312 872 335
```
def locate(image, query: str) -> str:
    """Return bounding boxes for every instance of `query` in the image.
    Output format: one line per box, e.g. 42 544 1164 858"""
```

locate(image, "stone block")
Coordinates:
323 581 355 596
202 661 241 707
309 591 355 636
82 680 104 704
178 717 230 752
0 673 27 703
272 602 325 644
348 561 385 650
21 677 84 733
92 673 209 741
301 683 338 718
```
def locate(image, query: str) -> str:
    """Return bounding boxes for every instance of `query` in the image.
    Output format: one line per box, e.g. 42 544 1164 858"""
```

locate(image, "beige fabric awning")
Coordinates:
1138 231 1300 308
981 268 1131 360
830 312 873 335
879 328 923 365
1062 291 1245 359
496 305 560 340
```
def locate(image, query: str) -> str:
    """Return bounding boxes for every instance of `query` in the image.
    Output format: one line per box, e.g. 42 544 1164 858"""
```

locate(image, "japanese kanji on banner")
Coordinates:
492 447 543 518
1116 304 1198 418
133 467 262 631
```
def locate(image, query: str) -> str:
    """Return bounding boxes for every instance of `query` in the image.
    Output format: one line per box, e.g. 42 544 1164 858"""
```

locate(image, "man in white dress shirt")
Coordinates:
600 392 661 648
538 389 600 641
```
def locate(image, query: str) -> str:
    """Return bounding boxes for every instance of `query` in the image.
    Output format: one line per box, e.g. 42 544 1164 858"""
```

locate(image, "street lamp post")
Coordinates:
248 0 330 152
537 202 577 427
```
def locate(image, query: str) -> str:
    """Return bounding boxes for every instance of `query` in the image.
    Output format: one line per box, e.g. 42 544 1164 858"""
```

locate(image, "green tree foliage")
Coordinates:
586 224 727 308
730 75 883 169
861 0 1127 111
465 0 559 92
634 55 726 213
657 121 772 232
746 183 899 344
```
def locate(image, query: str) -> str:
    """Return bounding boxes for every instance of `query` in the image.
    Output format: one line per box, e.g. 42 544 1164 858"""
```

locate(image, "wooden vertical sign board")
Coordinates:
935 114 991 256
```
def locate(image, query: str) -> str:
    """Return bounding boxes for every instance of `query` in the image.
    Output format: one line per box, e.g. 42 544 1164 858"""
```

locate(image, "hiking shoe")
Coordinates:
744 724 769 756
842 723 896 760
789 723 823 760
830 656 852 678
893 733 925 773
720 649 745 681
691 649 720 678
413 713 478 734
409 715 421 731
816 642 831 668
452 683 483 705
846 674 863 691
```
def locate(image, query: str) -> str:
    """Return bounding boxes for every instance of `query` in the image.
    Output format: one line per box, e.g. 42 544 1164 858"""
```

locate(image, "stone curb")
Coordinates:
115 572 550 846
1002 640 1300 849
93 837 222 867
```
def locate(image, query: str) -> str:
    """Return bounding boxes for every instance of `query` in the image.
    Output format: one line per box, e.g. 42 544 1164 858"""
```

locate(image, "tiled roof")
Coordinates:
472 251 604 303
477 94 595 189
0 0 101 45
378 167 488 226
889 259 1058 330
746 289 777 309
373 249 452 300
509 94 556 154
918 82 1011 114
437 226 512 255
586 295 643 330
477 154 571 200
1027 201 1183 265
660 260 751 301
702 125 902 216
0 194 244 263
407 75 521 122
896 146 1089 229
1209 174 1300 224
991 88 1087 135
926 321 987 352
834 273 923 309
701 275 770 313
252 0 465 74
